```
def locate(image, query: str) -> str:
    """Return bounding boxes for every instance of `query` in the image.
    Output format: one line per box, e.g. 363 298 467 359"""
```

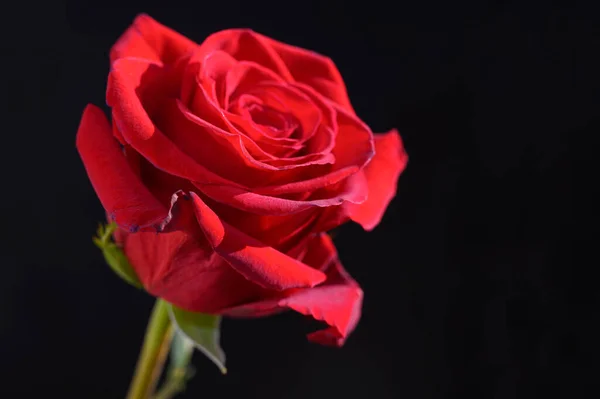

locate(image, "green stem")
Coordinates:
151 368 189 399
126 299 172 399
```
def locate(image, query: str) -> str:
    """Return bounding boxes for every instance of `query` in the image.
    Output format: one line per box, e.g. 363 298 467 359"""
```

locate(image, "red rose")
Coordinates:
76 14 407 346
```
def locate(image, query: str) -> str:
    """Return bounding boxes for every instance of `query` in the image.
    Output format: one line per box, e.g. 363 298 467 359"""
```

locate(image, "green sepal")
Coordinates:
169 329 195 373
93 222 142 289
157 329 196 397
167 304 227 374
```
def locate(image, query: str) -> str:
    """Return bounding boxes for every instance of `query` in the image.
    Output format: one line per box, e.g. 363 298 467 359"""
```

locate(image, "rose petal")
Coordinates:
253 166 358 196
110 14 196 64
106 57 240 187
286 265 363 346
291 82 337 135
222 234 363 347
197 29 294 81
76 105 167 232
123 217 266 313
194 168 367 216
227 108 300 147
223 60 288 107
185 60 303 159
181 50 238 112
185 54 332 166
198 28 354 114
242 82 322 144
258 149 334 168
313 203 352 233
132 155 198 209
189 192 327 290
264 36 355 113
106 58 359 205
238 101 295 139
331 104 375 170
226 110 303 158
281 83 375 172
182 60 288 163
174 100 334 180
346 129 408 230
164 99 275 182
204 200 318 251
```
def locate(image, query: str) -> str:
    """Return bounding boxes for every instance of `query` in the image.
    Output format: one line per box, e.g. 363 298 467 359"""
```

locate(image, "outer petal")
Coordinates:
202 200 319 252
193 168 367 216
123 219 266 314
331 103 375 170
222 234 363 347
196 29 353 112
75 105 167 232
106 56 331 189
110 14 196 64
346 129 408 230
253 166 358 196
189 192 327 290
106 57 238 187
264 36 355 113
197 29 294 81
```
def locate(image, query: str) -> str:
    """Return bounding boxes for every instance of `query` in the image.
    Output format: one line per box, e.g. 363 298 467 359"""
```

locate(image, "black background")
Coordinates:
1 1 596 398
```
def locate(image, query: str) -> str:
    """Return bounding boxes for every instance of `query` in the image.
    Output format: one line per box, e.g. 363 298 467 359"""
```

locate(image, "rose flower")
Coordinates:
77 14 407 346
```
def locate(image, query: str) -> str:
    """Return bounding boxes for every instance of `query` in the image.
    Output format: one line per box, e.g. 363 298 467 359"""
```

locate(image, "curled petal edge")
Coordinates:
221 234 363 347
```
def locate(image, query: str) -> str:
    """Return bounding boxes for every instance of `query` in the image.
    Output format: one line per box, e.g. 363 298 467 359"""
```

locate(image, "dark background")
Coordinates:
1 1 596 398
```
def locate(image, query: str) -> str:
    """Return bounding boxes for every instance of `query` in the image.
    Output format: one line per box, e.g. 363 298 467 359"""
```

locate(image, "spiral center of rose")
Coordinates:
247 103 287 130
230 94 299 138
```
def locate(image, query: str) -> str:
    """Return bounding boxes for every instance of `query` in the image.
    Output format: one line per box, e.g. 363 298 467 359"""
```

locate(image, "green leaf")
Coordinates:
93 222 142 289
167 304 227 374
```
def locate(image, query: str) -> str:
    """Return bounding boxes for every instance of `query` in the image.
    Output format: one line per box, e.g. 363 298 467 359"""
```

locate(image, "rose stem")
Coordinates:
126 299 173 399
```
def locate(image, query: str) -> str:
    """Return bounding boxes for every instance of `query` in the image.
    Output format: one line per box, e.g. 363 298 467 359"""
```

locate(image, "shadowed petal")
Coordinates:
189 192 327 290
122 219 267 313
222 234 363 347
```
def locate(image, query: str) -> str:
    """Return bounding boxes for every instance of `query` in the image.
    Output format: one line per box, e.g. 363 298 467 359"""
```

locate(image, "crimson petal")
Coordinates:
190 192 326 290
110 14 196 64
264 35 355 113
222 234 363 347
194 169 367 216
76 105 167 232
106 57 239 187
122 216 266 313
197 29 294 81
346 129 408 230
